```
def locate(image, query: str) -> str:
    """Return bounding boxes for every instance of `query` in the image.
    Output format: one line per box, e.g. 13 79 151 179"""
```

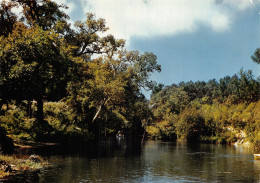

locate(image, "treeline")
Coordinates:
0 0 160 145
148 69 260 145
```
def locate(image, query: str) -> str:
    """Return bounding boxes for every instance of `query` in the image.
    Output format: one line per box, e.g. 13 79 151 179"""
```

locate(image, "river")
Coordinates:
8 139 260 182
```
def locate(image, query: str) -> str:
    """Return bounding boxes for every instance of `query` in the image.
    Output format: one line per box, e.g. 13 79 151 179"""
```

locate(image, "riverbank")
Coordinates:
0 154 48 182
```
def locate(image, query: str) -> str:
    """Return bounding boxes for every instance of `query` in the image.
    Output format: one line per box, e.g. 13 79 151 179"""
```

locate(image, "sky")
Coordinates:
20 0 260 96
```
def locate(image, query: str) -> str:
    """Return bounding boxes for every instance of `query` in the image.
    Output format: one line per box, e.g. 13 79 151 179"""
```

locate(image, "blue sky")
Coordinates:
55 0 260 96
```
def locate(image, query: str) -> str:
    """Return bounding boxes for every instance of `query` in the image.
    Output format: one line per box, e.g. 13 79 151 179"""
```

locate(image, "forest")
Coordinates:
148 68 260 146
0 0 259 154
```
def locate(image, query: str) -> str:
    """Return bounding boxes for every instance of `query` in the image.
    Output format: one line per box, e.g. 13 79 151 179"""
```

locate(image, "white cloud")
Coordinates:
77 0 255 42
222 0 252 10
5 0 257 43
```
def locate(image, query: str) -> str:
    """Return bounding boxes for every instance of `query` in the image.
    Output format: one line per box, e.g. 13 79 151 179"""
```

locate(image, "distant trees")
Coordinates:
148 69 259 144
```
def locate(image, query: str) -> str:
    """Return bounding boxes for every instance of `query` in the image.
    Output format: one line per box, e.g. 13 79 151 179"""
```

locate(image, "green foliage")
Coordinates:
251 48 260 64
0 106 26 135
17 0 69 30
148 71 259 145
146 113 177 140
175 107 204 141
43 101 96 142
146 125 160 139
0 0 161 143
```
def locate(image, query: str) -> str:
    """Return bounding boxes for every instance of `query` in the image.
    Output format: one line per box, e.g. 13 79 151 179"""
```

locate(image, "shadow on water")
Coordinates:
14 137 144 158
2 171 40 183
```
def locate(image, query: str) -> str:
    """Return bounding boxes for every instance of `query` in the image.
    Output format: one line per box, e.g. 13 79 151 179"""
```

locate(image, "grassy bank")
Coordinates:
0 154 48 181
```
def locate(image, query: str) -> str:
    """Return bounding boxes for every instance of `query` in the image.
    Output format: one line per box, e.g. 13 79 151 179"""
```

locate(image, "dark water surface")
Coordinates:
13 139 260 182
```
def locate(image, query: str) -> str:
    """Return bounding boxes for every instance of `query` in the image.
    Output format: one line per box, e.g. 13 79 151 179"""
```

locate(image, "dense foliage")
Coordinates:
0 0 160 144
148 69 260 145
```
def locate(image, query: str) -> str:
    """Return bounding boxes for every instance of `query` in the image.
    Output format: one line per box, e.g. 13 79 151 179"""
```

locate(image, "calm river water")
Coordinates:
13 139 260 182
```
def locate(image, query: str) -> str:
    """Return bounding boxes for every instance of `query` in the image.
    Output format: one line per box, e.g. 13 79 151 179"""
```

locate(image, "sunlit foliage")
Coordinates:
0 0 160 143
148 70 259 145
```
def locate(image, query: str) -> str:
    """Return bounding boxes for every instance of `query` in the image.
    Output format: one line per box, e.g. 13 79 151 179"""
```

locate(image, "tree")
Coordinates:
0 1 111 122
150 85 190 124
0 0 162 141
238 69 259 102
0 23 75 121
0 127 14 154
151 83 164 95
251 48 260 64
205 79 220 101
16 0 69 30
175 107 205 142
70 36 161 124
0 0 17 37
0 0 73 120
72 13 109 58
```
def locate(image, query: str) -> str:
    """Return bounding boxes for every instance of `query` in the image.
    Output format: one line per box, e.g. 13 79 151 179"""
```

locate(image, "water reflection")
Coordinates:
142 142 259 182
6 140 260 183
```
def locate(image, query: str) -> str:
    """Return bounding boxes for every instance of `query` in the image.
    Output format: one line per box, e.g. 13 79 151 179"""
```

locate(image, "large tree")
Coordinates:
0 23 75 121
0 0 161 141
0 1 114 121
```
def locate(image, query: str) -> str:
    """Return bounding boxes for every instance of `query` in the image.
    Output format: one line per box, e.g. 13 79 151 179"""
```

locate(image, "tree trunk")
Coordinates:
0 127 14 154
27 100 32 117
105 112 108 137
6 101 9 111
92 98 110 123
92 104 102 123
36 99 44 122
0 100 3 113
